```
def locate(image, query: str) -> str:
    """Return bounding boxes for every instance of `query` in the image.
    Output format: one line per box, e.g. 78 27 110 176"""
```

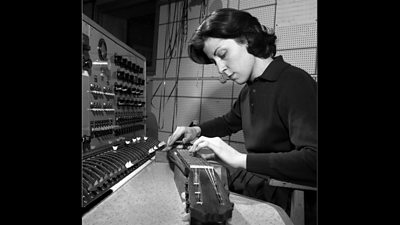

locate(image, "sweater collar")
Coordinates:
249 55 290 83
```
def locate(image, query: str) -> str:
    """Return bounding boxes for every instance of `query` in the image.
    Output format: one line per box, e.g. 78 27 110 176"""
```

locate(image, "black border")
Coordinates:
9 2 83 224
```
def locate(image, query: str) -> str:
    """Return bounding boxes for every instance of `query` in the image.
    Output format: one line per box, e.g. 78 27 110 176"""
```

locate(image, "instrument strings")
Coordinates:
177 150 223 204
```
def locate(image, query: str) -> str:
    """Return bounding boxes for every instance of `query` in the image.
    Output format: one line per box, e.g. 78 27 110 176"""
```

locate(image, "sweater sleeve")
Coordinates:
199 97 243 137
247 70 317 187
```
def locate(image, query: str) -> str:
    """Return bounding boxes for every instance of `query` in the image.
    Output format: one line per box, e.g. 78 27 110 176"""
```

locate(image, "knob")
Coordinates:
83 58 92 69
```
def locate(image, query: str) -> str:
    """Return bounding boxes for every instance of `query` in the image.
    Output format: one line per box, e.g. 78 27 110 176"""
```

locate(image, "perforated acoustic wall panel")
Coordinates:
157 24 167 58
177 80 203 97
276 22 317 50
230 142 248 154
179 58 203 78
176 97 201 127
239 0 276 10
152 80 177 97
188 3 202 20
229 0 239 9
233 82 243 99
152 0 317 150
244 5 276 30
277 48 317 75
155 59 178 78
156 58 203 79
200 98 232 122
158 131 172 143
151 96 175 132
203 64 220 78
159 1 187 24
209 0 229 12
200 98 232 140
182 19 203 58
231 130 245 143
202 80 233 98
276 0 317 27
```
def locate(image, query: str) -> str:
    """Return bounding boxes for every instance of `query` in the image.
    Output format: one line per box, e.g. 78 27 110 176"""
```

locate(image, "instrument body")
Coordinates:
168 146 234 224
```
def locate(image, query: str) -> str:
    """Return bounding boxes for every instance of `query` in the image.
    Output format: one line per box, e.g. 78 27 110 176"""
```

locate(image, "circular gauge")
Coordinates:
97 38 107 61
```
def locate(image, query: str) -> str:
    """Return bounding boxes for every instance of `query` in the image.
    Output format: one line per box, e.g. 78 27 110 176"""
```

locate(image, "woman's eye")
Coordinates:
218 50 227 59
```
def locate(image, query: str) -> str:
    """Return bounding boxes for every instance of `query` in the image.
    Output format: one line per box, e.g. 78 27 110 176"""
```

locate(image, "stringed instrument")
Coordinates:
168 144 234 224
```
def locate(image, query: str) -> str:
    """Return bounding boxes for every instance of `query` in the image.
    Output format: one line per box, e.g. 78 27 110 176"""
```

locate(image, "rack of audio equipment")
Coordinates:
82 14 147 153
82 14 151 214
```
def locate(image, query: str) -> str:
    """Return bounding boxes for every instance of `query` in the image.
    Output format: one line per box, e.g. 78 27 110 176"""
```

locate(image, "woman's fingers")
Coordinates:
199 153 216 160
189 136 207 152
167 126 185 146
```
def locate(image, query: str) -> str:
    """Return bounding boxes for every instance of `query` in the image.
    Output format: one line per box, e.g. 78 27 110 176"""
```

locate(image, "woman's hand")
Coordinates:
165 126 201 150
189 136 246 169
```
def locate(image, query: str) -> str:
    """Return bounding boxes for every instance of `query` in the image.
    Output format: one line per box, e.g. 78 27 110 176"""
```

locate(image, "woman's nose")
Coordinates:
215 60 226 74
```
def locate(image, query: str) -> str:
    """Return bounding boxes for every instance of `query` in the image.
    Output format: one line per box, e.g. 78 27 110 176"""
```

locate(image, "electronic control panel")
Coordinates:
82 14 147 153
81 136 166 214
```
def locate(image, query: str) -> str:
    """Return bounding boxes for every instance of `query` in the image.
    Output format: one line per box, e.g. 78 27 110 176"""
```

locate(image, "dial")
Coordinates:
97 38 107 61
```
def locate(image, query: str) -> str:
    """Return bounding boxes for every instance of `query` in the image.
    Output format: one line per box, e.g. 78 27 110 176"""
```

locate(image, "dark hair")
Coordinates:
188 8 277 64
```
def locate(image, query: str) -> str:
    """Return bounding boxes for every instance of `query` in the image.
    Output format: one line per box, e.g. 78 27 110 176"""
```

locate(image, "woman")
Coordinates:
167 8 317 224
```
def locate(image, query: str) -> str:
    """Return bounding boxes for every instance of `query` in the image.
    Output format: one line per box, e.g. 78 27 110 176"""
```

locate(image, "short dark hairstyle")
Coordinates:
188 8 277 64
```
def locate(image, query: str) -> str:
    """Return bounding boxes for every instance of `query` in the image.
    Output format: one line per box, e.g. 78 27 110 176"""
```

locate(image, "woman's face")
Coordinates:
203 37 255 84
